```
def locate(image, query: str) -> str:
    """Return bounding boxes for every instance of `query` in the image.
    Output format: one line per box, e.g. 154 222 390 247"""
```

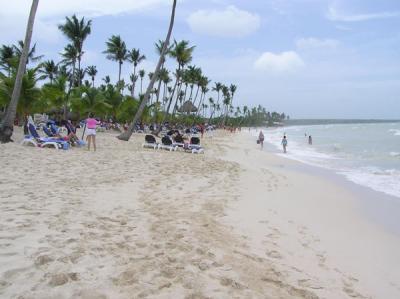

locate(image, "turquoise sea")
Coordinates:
256 122 400 199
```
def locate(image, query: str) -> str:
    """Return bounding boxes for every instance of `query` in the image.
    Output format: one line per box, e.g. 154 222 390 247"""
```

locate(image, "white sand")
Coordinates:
0 127 399 298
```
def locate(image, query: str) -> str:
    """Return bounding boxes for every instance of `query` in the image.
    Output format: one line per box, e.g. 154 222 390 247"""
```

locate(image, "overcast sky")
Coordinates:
1 0 399 119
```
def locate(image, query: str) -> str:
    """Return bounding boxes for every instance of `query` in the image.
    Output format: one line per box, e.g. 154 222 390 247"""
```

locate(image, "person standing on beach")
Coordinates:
258 130 264 149
86 113 100 151
308 135 312 145
281 135 288 153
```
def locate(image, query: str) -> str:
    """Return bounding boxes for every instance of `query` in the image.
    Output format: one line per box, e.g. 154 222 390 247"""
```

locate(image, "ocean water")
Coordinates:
255 122 400 199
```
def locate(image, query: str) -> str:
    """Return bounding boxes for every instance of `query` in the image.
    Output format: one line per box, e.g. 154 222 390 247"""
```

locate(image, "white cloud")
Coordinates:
5 0 171 18
327 6 400 22
254 51 305 72
0 0 172 45
187 6 261 38
296 38 340 50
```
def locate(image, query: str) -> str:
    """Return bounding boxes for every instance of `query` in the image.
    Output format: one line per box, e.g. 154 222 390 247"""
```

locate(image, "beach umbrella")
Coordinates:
178 100 198 113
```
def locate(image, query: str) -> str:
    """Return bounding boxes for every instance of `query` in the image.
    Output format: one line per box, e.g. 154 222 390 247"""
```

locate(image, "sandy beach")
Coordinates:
1 127 400 299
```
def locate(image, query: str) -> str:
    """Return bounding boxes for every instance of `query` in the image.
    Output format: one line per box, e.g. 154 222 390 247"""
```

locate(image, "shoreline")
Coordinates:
257 130 400 236
220 131 400 298
253 126 400 204
285 159 400 236
0 127 399 298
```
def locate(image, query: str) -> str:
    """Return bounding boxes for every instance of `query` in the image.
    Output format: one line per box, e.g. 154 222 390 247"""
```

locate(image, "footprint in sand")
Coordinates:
298 279 324 290
219 277 247 290
266 250 282 259
342 282 364 298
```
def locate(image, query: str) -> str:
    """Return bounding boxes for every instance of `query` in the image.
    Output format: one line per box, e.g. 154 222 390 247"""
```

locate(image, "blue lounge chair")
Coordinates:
21 124 69 150
42 125 56 137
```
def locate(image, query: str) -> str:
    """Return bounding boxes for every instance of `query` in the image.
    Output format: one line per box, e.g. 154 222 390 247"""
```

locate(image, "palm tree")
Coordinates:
230 84 237 106
86 65 97 87
60 44 78 86
117 0 177 141
221 85 231 125
155 68 169 104
103 35 128 84
207 97 215 123
41 74 69 115
0 0 39 143
70 86 110 117
75 69 86 86
212 82 223 107
0 45 16 77
165 40 195 116
38 60 58 84
129 74 138 97
155 39 173 65
58 15 92 86
127 48 145 97
0 67 42 118
102 75 111 85
196 84 209 116
160 68 171 105
154 40 172 105
139 69 145 95
13 41 43 66
103 84 123 119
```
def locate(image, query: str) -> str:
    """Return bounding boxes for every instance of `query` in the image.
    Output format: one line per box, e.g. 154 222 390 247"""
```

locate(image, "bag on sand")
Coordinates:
257 139 260 144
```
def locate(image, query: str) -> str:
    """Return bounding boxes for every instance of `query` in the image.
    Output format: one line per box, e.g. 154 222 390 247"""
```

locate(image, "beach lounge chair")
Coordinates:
142 134 158 149
21 124 67 150
158 136 178 151
172 134 185 149
187 136 204 154
42 125 57 137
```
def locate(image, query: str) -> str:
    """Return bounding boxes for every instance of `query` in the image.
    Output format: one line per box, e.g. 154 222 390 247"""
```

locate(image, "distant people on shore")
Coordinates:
281 135 288 153
258 130 264 149
308 135 312 145
86 113 100 151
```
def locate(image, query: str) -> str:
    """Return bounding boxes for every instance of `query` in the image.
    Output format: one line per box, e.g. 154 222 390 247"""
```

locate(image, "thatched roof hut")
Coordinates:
178 101 198 113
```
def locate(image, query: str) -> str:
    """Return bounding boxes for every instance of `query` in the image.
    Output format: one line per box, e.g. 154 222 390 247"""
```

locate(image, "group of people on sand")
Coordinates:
24 113 100 152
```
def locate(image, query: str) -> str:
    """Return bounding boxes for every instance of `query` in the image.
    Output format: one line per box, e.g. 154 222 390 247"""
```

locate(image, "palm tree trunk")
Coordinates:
171 81 183 116
162 83 167 107
117 0 177 141
118 62 122 84
132 65 136 97
183 84 188 102
192 85 200 106
78 57 81 86
196 92 205 117
155 78 162 104
71 60 76 86
164 67 181 117
0 0 39 143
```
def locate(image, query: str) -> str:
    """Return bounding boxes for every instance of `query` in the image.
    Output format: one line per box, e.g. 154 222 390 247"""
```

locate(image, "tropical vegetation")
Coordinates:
0 0 287 142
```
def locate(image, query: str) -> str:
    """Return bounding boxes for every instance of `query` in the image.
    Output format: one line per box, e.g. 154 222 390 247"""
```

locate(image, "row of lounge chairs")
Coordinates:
21 124 70 150
21 121 84 150
142 135 204 154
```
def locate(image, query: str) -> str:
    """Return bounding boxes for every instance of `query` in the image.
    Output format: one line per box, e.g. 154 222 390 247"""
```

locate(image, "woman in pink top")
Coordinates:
86 113 100 151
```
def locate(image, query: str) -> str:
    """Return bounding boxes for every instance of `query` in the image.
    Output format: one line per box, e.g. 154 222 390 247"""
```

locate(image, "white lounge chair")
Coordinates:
142 135 158 150
158 136 178 151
